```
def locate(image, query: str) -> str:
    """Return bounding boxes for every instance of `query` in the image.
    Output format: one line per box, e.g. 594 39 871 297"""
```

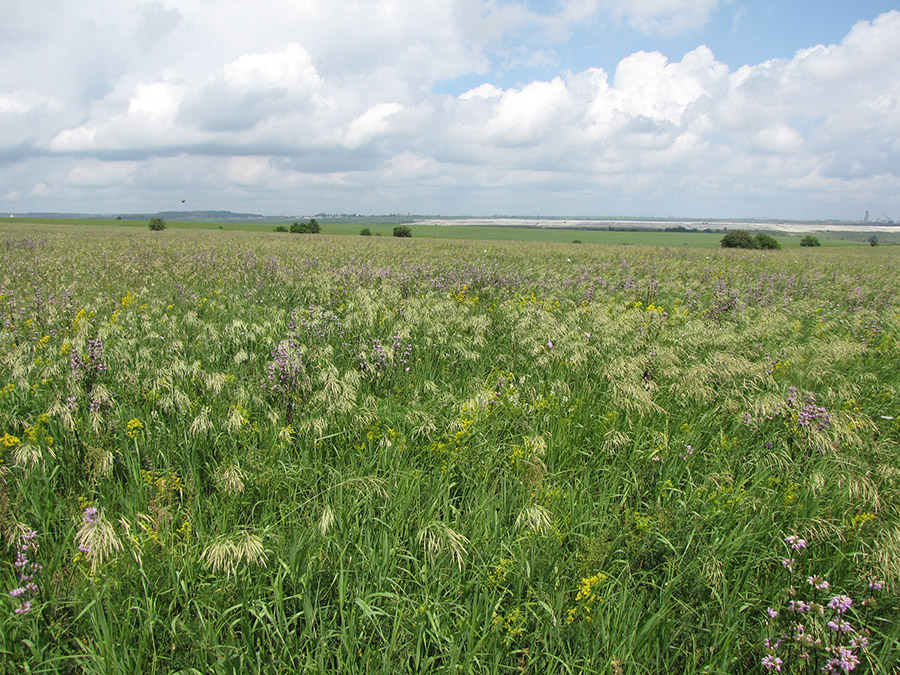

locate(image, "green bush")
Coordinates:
290 220 320 234
720 230 756 249
800 235 821 247
274 226 289 233
148 217 166 231
360 228 372 236
754 234 781 250
393 226 412 238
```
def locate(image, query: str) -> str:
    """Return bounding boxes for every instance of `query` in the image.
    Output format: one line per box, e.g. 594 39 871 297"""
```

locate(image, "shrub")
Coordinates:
290 220 320 234
360 228 372 236
148 217 166 231
869 235 879 247
800 235 821 247
720 230 757 249
754 234 781 250
393 226 412 238
274 226 288 233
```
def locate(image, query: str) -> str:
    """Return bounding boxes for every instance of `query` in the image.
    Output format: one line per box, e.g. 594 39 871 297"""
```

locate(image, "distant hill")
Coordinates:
10 210 279 221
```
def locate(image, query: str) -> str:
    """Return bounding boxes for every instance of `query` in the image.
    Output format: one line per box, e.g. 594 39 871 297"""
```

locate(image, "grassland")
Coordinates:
1 222 898 673
0 217 872 247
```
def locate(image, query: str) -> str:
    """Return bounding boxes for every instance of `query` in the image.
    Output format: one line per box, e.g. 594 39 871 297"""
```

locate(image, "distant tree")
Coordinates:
274 225 289 232
290 220 320 234
393 226 412 238
869 235 879 247
720 230 757 249
148 217 166 231
754 234 781 250
360 227 372 236
800 235 821 247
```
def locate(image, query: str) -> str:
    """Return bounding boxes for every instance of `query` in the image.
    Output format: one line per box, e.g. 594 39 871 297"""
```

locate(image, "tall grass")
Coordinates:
1 223 898 673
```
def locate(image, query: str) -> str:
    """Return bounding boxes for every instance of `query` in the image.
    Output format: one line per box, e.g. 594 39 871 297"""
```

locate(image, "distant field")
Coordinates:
0 216 871 247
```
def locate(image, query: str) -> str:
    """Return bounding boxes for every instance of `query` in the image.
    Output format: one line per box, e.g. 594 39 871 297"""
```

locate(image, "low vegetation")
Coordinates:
1 222 898 673
721 230 782 250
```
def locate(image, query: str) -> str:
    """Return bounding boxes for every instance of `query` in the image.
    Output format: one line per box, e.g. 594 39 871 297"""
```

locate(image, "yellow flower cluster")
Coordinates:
125 418 144 438
567 572 607 624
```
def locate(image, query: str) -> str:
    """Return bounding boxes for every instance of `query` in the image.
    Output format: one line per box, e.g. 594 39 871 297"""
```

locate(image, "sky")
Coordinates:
2 0 900 220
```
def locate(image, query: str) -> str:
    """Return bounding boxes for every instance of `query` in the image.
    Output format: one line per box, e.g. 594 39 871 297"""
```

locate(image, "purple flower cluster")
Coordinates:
761 535 880 673
359 335 412 377
83 506 99 524
69 336 108 387
786 387 831 431
289 306 345 343
8 529 40 616
265 338 309 397
822 646 860 674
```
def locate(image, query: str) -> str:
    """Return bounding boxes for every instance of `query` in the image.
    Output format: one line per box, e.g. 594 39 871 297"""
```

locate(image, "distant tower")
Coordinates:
864 210 870 222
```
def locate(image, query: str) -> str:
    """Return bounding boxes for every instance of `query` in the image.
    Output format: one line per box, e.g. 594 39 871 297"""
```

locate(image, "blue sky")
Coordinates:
2 1 900 220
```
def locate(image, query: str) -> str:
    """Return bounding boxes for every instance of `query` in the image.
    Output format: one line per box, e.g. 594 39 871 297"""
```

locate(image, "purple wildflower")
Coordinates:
828 595 853 614
785 535 807 550
83 506 99 524
788 599 810 613
827 619 854 633
761 654 783 671
807 575 830 590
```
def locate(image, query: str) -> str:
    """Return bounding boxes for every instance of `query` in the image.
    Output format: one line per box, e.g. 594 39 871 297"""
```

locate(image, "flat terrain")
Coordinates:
1 216 884 246
1 222 898 673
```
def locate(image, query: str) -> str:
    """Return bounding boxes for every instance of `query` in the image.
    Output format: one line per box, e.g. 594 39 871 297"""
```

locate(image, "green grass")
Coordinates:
0 222 898 673
0 217 868 246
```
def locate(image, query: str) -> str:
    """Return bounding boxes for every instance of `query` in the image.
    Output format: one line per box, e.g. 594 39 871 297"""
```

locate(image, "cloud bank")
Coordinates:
1 1 899 219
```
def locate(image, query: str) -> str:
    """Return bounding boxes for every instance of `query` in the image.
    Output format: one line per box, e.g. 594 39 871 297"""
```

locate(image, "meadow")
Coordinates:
1 222 898 673
0 217 873 247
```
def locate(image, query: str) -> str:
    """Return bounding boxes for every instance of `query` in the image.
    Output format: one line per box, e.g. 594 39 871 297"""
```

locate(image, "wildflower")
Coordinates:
782 558 796 572
807 575 829 590
828 595 853 614
8 529 40 616
125 418 144 438
827 619 854 633
785 535 807 550
823 646 859 673
761 654 783 671
868 580 883 591
766 607 778 618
